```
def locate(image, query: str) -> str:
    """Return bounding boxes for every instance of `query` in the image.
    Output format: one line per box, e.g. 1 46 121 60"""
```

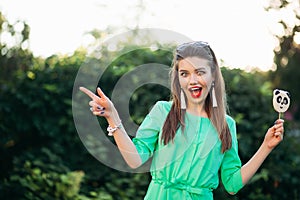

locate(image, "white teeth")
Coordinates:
191 88 200 91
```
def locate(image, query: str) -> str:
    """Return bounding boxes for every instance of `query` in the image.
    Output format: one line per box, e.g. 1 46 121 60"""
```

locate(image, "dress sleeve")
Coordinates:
132 101 164 164
220 117 244 194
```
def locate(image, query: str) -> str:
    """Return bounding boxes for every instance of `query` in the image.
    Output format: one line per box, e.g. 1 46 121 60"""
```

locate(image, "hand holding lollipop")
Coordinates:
273 89 291 119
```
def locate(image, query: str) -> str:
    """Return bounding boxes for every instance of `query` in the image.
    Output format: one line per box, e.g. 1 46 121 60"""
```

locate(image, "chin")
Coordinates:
188 98 204 106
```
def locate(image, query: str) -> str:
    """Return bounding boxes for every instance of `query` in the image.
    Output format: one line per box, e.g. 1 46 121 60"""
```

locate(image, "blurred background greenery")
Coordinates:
1 0 300 199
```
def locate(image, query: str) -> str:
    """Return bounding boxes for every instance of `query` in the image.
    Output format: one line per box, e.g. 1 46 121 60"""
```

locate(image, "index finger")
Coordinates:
274 119 285 125
79 87 98 100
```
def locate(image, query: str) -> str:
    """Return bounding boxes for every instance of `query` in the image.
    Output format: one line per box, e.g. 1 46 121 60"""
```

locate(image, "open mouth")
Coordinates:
189 86 202 98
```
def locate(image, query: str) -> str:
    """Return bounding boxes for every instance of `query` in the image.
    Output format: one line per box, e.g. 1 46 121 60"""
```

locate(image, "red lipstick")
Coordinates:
189 86 202 98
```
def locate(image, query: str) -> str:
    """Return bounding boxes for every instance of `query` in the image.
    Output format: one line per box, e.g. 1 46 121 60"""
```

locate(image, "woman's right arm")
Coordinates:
106 107 142 169
79 87 142 169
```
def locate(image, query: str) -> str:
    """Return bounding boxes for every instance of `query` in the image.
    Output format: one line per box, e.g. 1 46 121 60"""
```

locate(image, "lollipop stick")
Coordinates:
278 112 281 119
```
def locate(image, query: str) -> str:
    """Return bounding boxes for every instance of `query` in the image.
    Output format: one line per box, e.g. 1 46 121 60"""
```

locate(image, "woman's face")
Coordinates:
178 56 214 108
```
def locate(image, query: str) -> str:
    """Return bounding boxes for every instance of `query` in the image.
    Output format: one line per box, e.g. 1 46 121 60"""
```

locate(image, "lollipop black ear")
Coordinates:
274 89 280 95
286 91 291 97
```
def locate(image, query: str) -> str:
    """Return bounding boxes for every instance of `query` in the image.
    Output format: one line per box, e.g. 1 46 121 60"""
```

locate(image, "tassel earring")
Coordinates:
212 82 218 108
180 88 186 109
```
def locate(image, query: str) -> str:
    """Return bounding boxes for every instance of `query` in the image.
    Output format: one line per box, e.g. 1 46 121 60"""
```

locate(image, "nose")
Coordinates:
190 73 198 84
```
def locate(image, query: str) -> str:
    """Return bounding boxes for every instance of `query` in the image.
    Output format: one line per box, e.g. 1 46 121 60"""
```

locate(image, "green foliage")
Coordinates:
1 148 114 200
222 68 275 157
3 151 84 199
98 47 172 124
0 12 33 85
1 8 300 200
266 0 300 123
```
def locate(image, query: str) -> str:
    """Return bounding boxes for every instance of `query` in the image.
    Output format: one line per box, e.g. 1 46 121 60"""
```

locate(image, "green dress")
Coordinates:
133 101 244 200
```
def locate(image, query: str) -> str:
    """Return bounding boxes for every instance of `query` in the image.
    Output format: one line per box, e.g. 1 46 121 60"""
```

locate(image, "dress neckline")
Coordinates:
185 111 210 120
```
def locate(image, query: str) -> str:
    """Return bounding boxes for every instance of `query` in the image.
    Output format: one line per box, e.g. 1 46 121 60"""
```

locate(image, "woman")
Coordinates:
79 41 284 199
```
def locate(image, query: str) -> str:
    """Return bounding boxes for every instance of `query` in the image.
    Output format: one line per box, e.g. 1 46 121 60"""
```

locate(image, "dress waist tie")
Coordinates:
152 178 213 195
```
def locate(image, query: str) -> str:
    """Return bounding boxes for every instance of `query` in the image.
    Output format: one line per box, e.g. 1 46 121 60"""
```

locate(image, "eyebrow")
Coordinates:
178 67 207 71
195 67 207 71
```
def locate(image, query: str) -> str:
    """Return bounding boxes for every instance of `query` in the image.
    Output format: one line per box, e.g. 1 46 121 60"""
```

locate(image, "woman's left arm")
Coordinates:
240 119 284 185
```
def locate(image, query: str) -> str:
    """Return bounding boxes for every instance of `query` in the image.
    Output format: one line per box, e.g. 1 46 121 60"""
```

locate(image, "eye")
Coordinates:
276 96 282 104
283 97 289 105
196 70 206 76
180 71 188 77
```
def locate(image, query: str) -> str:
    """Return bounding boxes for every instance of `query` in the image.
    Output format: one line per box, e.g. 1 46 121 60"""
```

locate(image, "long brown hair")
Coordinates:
161 41 232 153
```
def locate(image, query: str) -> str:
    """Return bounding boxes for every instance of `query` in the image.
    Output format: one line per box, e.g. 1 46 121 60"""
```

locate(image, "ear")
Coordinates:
274 89 280 95
286 91 290 98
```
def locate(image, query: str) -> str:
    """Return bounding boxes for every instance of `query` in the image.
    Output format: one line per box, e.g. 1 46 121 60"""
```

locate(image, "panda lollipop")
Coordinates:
273 89 291 119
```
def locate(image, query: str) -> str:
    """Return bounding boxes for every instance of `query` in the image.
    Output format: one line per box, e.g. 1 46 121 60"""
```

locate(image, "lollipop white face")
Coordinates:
273 89 290 113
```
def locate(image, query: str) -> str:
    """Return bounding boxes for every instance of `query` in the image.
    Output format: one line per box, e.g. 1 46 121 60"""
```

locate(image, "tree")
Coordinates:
0 11 33 85
266 0 300 124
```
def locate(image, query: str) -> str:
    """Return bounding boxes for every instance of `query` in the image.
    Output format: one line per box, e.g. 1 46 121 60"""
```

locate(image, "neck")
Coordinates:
186 102 207 117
